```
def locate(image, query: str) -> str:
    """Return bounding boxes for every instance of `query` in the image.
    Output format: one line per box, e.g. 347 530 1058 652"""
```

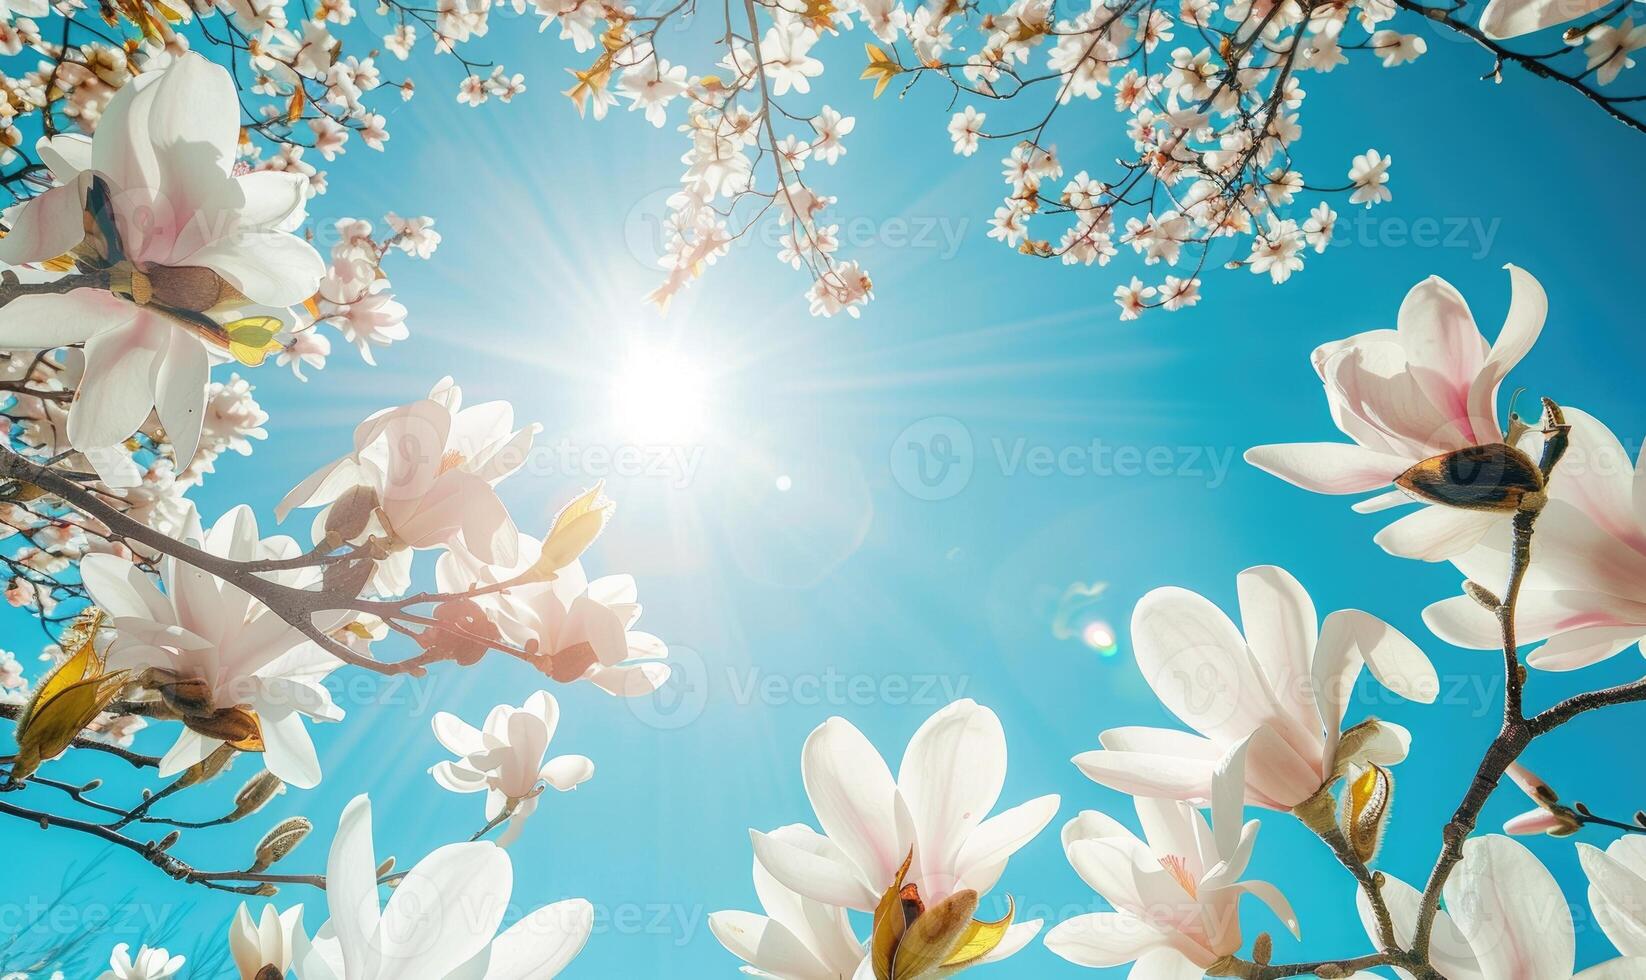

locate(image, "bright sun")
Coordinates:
609 345 710 443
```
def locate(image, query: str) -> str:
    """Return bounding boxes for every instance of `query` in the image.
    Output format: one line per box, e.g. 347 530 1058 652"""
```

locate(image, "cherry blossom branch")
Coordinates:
1393 0 1646 134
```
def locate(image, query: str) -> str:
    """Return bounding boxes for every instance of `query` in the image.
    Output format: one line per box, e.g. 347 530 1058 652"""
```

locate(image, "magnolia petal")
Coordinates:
953 794 1059 886
260 704 323 789
1465 265 1547 440
152 327 210 469
1236 565 1317 727
0 177 87 265
70 314 169 452
750 828 879 911
897 698 1005 894
541 754 595 791
1374 505 1500 562
1243 442 1413 494
1423 593 1503 650
327 795 383 977
1578 843 1646 957
0 288 134 350
483 899 593 980
1043 911 1174 968
1527 625 1645 672
708 911 836 980
1072 749 1214 805
376 841 512 977
802 716 903 894
1479 0 1608 38
1576 959 1646 980
180 227 325 307
1444 835 1573 980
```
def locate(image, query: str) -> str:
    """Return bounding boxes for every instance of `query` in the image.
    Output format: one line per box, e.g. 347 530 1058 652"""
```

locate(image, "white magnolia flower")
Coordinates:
0 54 323 482
430 690 594 845
277 377 535 596
1357 835 1646 980
710 825 867 979
231 903 306 979
297 795 593 980
1074 566 1435 810
747 699 1057 970
98 944 184 980
1348 149 1391 207
1424 408 1646 671
1246 266 1547 561
1047 741 1298 975
435 535 671 697
82 505 347 788
1581 837 1646 957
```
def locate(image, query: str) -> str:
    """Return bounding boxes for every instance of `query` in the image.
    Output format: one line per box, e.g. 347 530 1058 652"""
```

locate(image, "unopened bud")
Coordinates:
1340 764 1393 865
1252 933 1273 965
230 771 286 820
250 816 312 872
325 485 381 541
1463 581 1501 611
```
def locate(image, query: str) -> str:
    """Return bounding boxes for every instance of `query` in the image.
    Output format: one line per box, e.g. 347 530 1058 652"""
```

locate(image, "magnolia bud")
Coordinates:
250 816 313 872
1341 764 1394 865
230 771 286 821
1251 933 1273 966
325 485 381 542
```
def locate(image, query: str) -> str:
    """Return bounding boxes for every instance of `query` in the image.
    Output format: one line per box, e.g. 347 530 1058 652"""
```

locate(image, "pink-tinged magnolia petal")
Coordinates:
1126 946 1212 980
802 716 902 893
70 314 168 452
1546 408 1638 538
0 288 133 349
1444 835 1574 980
1395 274 1489 438
1527 625 1645 672
1243 443 1413 494
749 827 878 911
1073 750 1215 806
152 327 209 469
259 704 322 789
1503 808 1565 836
1236 565 1318 728
1131 587 1273 743
180 227 325 307
432 711 484 757
1466 264 1547 442
1479 0 1608 38
1424 593 1502 650
327 795 382 978
0 177 88 265
1043 912 1176 968
708 911 836 980
1323 341 1468 455
1355 874 1485 980
541 755 594 791
953 794 1059 884
897 698 1005 892
1578 842 1646 957
1374 506 1500 562
377 842 512 977
483 899 592 980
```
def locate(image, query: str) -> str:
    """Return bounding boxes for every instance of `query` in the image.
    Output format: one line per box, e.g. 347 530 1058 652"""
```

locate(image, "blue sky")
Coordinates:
5 8 1646 977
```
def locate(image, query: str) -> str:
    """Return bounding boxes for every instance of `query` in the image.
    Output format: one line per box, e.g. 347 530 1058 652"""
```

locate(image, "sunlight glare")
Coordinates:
610 345 709 443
